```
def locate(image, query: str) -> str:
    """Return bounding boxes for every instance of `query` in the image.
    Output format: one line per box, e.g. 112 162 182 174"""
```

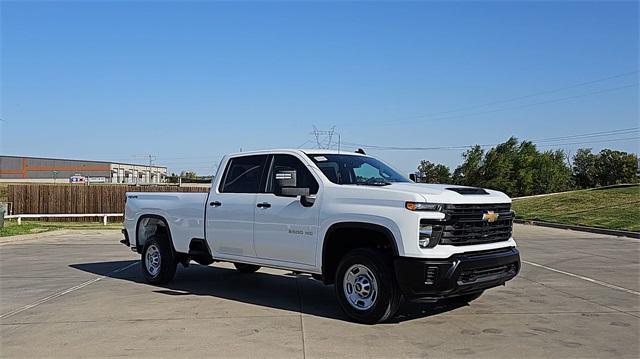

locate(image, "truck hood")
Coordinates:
382 183 511 204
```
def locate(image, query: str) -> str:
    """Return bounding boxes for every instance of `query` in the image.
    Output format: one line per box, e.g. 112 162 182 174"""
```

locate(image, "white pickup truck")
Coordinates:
122 149 520 323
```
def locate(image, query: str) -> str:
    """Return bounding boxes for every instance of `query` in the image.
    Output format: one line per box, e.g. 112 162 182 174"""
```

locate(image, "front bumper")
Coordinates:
394 247 520 299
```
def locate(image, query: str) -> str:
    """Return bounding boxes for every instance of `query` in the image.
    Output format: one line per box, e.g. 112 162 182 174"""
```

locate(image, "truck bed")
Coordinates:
124 192 208 253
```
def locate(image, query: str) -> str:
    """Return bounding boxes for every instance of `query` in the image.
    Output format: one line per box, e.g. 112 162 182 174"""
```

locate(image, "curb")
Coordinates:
514 219 640 239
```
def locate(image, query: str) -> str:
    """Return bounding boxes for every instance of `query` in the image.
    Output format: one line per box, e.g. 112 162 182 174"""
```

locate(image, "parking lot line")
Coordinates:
0 262 138 320
522 260 640 296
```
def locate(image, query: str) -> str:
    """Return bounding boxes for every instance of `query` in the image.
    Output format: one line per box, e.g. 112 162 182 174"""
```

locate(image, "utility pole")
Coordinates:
134 154 157 184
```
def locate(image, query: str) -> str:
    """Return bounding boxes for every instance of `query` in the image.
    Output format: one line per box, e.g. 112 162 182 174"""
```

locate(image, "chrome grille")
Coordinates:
440 203 513 246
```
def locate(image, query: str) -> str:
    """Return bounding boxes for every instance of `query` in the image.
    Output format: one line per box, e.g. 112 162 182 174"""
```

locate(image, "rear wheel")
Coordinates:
141 235 177 284
233 263 261 273
335 249 401 324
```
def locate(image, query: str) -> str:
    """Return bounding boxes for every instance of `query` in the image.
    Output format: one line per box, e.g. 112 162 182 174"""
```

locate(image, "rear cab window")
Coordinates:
219 155 268 193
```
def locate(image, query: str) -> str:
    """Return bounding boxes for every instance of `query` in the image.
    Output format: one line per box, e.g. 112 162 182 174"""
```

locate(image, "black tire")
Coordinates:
335 248 401 324
141 235 177 284
234 263 261 273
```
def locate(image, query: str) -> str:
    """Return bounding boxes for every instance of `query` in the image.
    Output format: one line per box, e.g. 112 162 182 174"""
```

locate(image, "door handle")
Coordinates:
209 201 222 207
256 202 271 208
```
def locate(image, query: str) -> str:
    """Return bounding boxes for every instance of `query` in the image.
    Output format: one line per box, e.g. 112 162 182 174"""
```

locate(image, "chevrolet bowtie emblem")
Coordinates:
482 211 499 223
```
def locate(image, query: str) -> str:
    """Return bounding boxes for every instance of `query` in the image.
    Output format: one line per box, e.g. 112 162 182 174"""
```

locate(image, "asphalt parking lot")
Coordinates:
1 224 638 358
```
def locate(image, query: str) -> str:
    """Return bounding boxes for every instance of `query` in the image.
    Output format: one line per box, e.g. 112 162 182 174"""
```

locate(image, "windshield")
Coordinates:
306 154 410 186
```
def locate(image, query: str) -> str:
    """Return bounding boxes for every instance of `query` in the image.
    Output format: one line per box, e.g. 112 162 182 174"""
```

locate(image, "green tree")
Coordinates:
449 137 573 196
481 137 519 195
417 160 451 183
572 148 598 188
531 149 572 194
180 171 198 179
452 145 484 187
595 149 639 186
420 140 636 196
512 141 538 196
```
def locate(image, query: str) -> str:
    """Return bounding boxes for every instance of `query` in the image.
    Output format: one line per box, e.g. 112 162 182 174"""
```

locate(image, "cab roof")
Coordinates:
225 149 367 157
301 149 366 156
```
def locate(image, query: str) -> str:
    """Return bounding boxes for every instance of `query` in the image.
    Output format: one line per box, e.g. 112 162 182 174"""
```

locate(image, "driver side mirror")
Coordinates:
280 187 309 197
275 169 315 207
409 173 417 182
275 170 297 188
275 170 308 197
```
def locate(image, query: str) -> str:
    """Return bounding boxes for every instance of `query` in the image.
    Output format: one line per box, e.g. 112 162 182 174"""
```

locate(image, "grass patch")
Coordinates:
1 220 122 237
513 185 640 232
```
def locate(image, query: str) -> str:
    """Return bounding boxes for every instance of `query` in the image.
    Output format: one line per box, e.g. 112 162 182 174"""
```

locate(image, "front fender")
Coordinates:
318 214 405 263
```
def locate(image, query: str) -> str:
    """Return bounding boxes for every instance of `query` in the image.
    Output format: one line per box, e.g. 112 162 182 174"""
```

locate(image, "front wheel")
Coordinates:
142 235 177 284
335 249 401 324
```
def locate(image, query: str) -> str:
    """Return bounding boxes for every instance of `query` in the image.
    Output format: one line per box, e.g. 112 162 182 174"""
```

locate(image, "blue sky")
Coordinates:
1 1 638 175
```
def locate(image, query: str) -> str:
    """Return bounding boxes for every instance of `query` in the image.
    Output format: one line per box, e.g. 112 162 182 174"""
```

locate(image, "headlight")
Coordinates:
419 223 443 248
405 202 443 211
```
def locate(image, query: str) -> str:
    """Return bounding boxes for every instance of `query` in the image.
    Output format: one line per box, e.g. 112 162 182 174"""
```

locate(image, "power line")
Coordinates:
530 128 640 143
342 127 639 151
347 136 639 151
297 139 312 149
393 70 638 122
387 83 638 125
534 137 640 148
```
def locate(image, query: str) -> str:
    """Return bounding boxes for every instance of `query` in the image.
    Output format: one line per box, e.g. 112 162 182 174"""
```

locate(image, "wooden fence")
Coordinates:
7 184 209 221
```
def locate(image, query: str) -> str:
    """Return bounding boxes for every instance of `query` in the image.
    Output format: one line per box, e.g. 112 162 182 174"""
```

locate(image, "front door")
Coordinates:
206 154 268 258
254 154 321 266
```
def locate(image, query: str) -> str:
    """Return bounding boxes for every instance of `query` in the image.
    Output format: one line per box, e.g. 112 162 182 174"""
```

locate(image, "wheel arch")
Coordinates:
135 214 176 254
321 222 399 284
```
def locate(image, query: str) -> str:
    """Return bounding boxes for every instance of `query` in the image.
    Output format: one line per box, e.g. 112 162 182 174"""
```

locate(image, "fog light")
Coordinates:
419 225 433 248
419 224 443 248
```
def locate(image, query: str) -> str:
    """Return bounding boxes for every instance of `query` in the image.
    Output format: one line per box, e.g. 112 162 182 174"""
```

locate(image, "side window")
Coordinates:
317 162 341 184
268 155 319 195
220 155 268 193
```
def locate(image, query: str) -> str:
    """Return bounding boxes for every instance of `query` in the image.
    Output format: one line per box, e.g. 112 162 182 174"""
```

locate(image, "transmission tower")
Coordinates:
310 126 340 150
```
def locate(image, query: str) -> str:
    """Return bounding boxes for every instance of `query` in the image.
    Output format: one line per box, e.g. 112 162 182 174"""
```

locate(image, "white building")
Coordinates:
0 155 167 184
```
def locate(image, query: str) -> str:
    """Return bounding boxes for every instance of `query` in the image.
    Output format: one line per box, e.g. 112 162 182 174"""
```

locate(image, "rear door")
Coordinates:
253 154 321 265
206 154 268 258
